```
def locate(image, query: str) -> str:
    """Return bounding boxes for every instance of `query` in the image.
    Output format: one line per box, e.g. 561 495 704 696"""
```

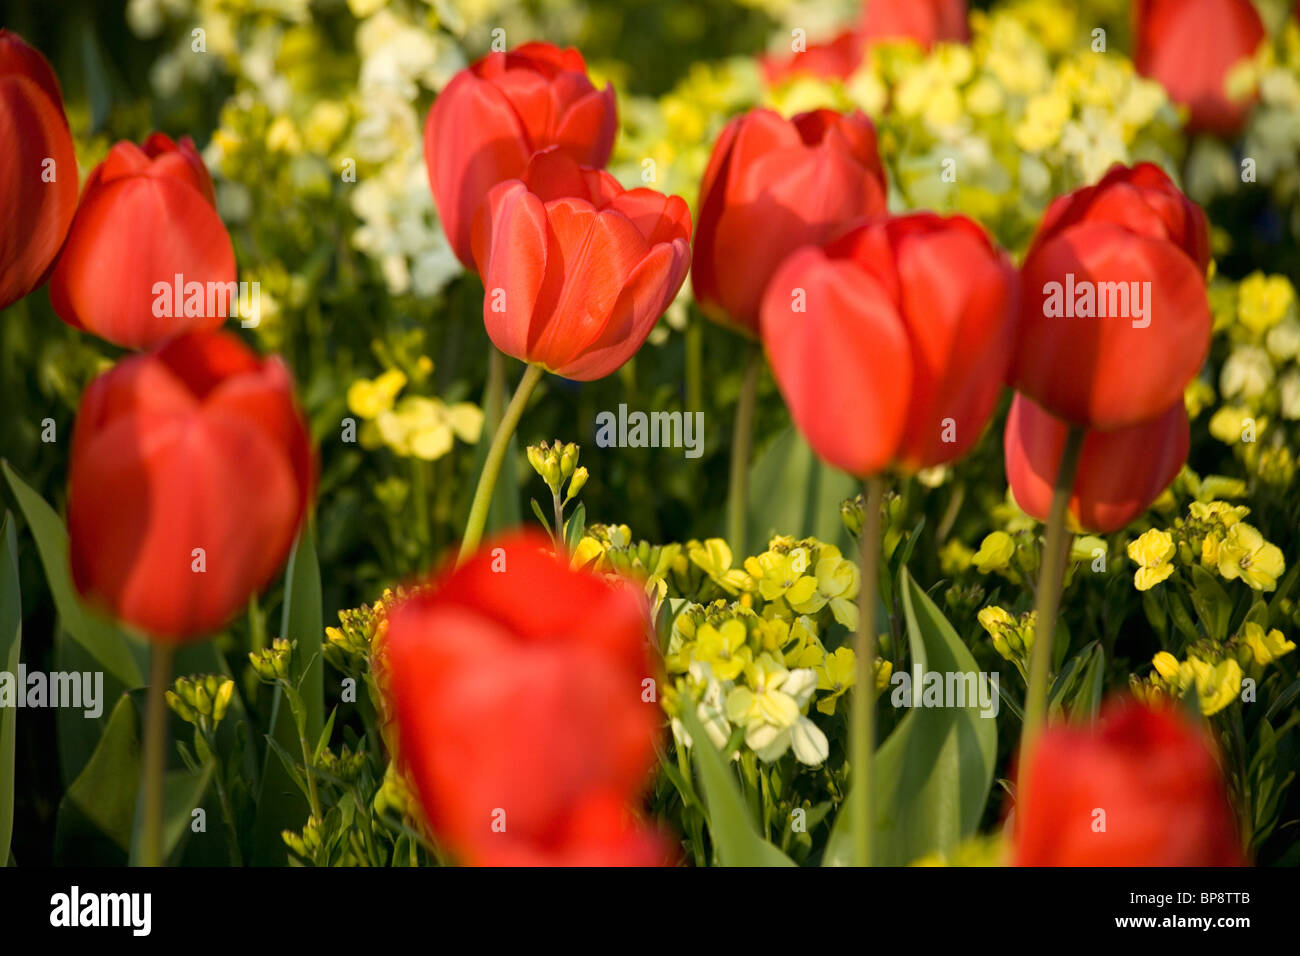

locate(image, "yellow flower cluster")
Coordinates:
1132 620 1294 717
1129 499 1286 593
663 598 889 767
1202 271 1300 489
976 605 1036 679
346 367 483 461
646 534 890 767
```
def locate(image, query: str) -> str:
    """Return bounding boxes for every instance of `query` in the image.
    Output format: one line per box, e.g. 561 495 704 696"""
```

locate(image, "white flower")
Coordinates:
725 656 829 766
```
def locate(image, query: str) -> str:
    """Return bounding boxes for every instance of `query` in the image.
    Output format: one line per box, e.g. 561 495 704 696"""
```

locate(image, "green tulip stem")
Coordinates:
140 641 175 867
460 362 544 562
1022 424 1087 762
851 475 886 868
727 343 763 556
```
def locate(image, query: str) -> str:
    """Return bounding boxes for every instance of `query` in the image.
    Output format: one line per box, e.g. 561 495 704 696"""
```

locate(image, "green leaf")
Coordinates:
282 522 324 742
314 706 338 763
253 522 322 863
0 514 20 862
128 762 214 866
1189 565 1232 642
2 461 145 689
564 501 586 555
464 373 522 534
747 426 857 552
1067 642 1106 724
529 497 552 535
677 704 797 866
54 694 139 864
824 568 997 865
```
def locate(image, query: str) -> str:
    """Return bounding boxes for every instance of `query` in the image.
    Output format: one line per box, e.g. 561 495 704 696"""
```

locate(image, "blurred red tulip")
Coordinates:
471 148 691 381
382 532 671 866
693 108 888 334
425 42 617 269
1134 0 1265 136
0 30 78 310
1012 698 1246 866
761 31 865 85
69 331 314 642
760 212 1017 476
49 132 236 350
1013 163 1212 430
1004 393 1188 534
859 0 970 49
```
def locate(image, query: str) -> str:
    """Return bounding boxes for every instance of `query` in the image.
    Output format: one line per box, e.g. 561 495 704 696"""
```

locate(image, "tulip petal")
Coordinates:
760 246 912 476
1014 222 1211 429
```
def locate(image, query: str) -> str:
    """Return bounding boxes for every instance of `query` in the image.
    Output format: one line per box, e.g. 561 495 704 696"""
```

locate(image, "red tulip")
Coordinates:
1004 393 1187 534
0 30 78 310
49 132 237 350
760 212 1017 476
425 42 617 269
693 108 888 334
1012 163 1212 430
859 0 970 49
761 31 865 85
68 331 313 641
1012 698 1246 866
470 148 691 381
382 532 671 867
1134 0 1265 136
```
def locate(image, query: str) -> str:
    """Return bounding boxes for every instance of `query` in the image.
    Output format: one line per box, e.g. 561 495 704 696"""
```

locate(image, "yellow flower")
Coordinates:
743 551 819 605
815 647 856 716
1134 563 1175 590
939 539 974 576
972 531 1015 574
1239 622 1296 666
1152 651 1182 682
725 655 828 765
694 619 752 681
1208 405 1256 444
1127 529 1175 591
789 547 860 627
1128 528 1175 566
978 605 1034 667
687 538 751 594
1216 522 1286 591
375 396 483 460
571 536 606 571
1187 656 1243 716
1237 272 1295 334
346 368 407 419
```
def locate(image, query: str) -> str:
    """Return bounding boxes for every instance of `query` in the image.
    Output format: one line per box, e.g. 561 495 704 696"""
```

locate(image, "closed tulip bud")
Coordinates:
1012 698 1246 865
1134 0 1265 137
0 30 78 310
761 212 1017 477
49 133 237 349
1005 393 1188 534
382 532 673 866
1013 163 1212 430
693 107 888 334
68 332 314 641
425 42 616 269
472 148 691 381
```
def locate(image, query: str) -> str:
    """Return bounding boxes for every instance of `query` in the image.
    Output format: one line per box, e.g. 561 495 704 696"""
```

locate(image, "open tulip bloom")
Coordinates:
5 5 1297 883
